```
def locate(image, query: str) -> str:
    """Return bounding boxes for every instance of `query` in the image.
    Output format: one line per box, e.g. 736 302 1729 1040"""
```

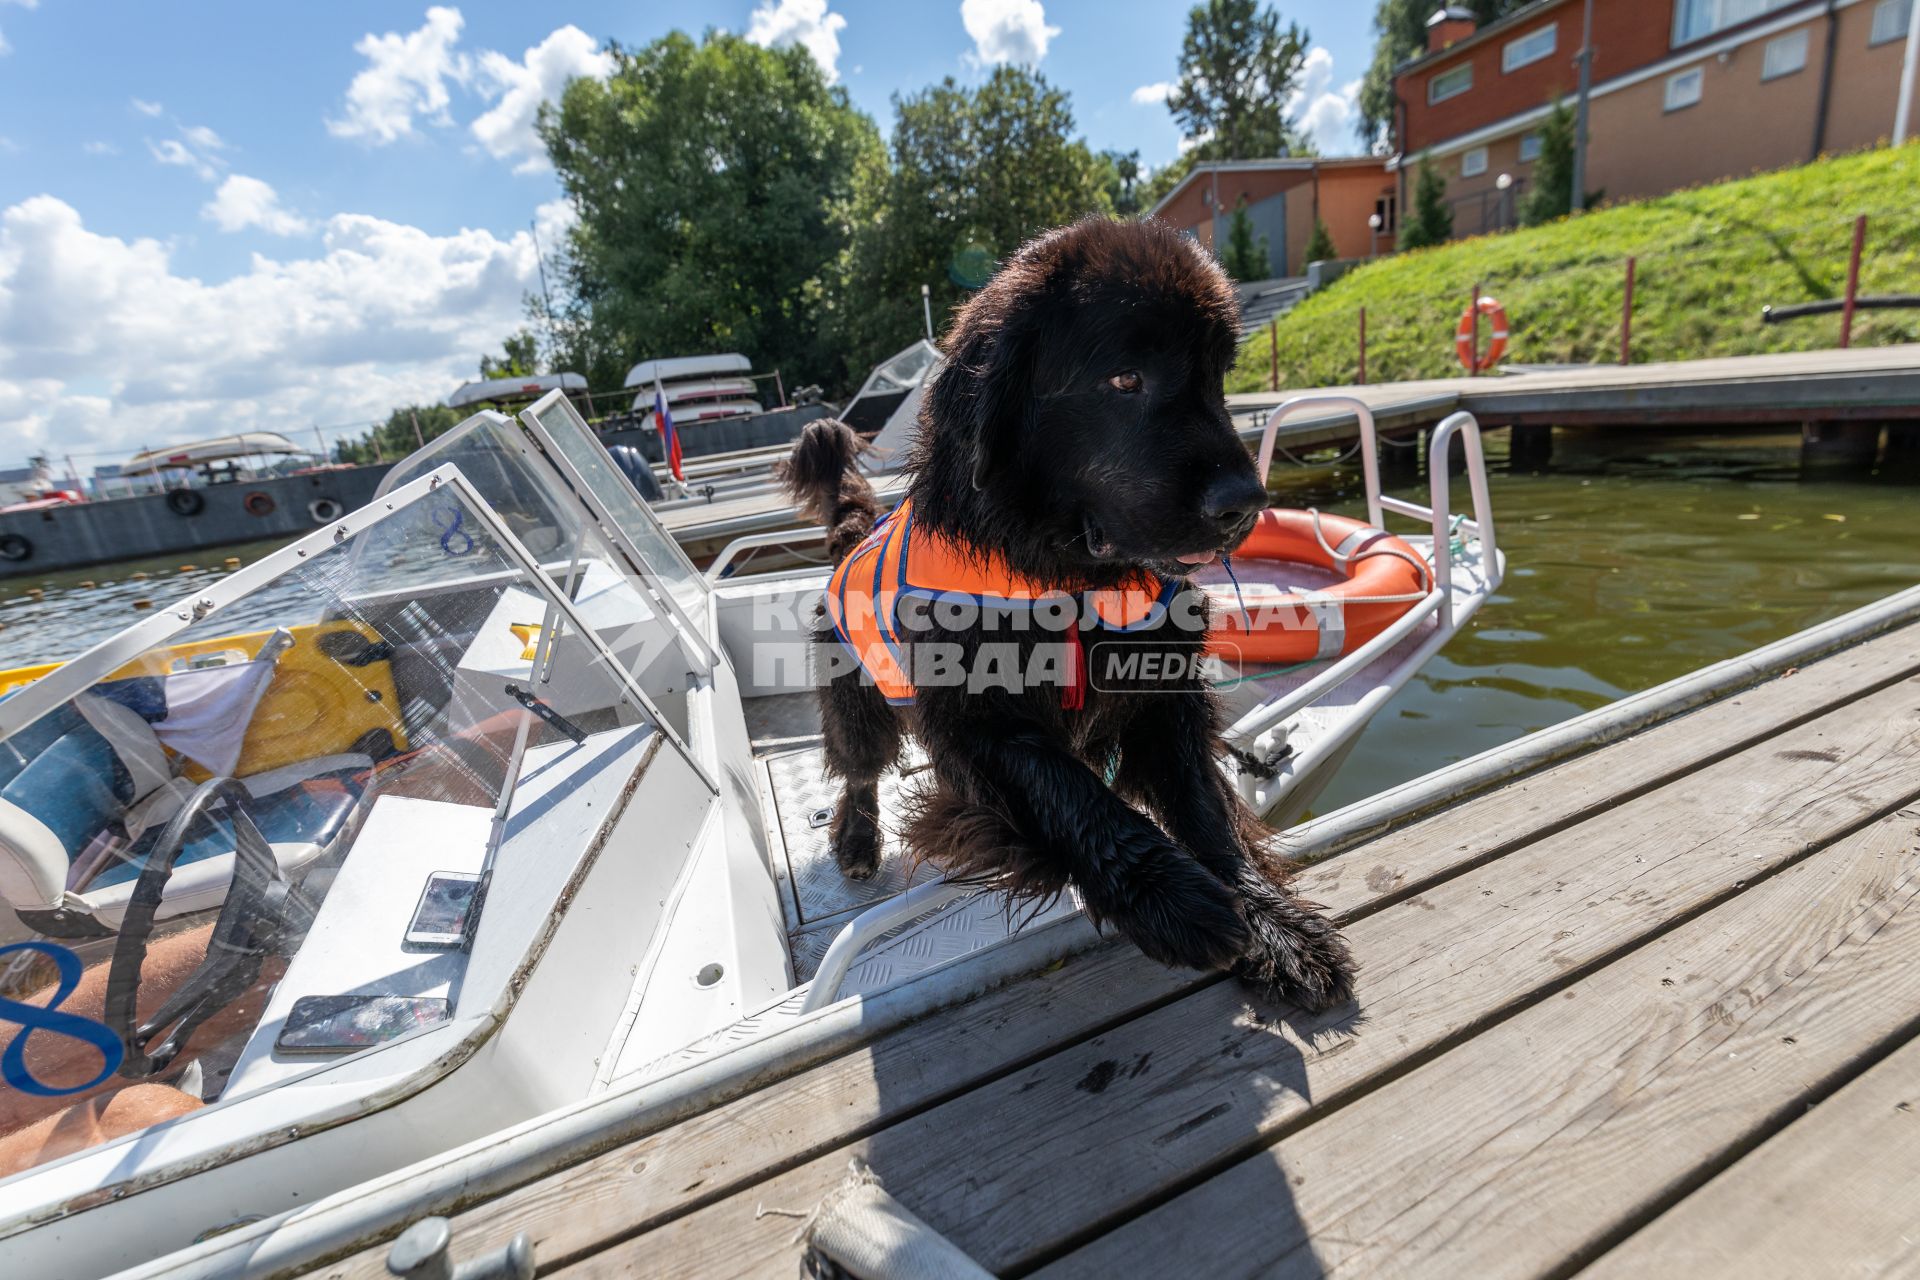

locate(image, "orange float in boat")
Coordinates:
1206 509 1429 663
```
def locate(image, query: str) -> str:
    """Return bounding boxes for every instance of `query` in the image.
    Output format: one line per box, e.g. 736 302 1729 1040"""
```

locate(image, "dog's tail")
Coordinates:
777 418 879 564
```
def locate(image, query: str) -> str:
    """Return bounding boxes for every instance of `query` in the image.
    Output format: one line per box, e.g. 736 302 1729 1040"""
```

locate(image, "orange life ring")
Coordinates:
1206 509 1428 664
242 490 276 517
1454 296 1508 372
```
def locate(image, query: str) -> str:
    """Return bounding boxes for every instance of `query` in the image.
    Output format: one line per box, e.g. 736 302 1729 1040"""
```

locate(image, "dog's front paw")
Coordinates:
1105 842 1250 973
1232 875 1355 1012
831 813 883 881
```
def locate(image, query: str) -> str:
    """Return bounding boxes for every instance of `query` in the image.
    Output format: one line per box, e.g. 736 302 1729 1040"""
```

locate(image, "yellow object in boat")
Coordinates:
508 622 544 662
0 620 409 778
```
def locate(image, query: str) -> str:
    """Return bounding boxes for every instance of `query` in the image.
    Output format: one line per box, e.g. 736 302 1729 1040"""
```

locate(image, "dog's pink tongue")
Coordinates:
1177 549 1218 565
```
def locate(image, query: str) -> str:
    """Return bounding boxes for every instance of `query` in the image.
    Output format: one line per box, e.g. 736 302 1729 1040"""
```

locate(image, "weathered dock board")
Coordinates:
307 608 1920 1279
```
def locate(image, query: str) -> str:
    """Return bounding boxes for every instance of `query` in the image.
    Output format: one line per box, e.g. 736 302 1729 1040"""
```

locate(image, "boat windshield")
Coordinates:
863 340 940 396
377 396 710 662
0 469 664 1184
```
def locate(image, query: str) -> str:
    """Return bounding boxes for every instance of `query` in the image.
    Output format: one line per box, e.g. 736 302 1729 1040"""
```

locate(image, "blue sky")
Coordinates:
0 1 1372 469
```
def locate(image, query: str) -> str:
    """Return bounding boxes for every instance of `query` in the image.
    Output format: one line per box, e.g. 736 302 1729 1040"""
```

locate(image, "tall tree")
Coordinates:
1168 0 1312 160
1357 0 1526 152
832 66 1113 374
479 330 541 380
1399 155 1453 249
1519 99 1576 226
1303 217 1337 264
540 32 882 394
1098 148 1144 217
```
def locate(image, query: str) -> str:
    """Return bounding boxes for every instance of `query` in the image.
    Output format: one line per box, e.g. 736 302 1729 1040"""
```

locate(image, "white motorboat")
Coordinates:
0 391 1498 1279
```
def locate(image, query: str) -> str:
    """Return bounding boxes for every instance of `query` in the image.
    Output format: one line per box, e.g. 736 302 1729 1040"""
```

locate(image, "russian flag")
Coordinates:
652 380 684 483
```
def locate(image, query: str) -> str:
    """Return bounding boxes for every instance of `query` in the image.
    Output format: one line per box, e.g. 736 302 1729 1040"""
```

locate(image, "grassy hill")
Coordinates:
1228 145 1920 394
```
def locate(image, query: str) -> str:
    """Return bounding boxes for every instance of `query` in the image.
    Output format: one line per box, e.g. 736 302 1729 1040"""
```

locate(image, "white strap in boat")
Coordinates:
1299 590 1346 660
1330 525 1387 563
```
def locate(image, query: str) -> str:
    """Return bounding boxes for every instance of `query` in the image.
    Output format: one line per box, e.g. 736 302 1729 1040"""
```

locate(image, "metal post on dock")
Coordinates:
1620 256 1636 365
1268 320 1279 393
1358 307 1368 385
1840 215 1866 349
1468 281 1481 377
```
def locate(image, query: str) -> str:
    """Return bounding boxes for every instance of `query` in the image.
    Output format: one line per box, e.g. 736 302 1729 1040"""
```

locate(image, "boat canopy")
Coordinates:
443 372 589 409
863 340 945 462
121 433 310 475
622 353 752 389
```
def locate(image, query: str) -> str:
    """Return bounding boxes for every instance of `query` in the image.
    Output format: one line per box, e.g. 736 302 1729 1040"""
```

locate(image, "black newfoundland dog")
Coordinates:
780 217 1354 1009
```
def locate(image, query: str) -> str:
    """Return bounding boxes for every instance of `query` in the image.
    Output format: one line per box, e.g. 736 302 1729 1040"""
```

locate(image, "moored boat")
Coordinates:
0 391 1498 1277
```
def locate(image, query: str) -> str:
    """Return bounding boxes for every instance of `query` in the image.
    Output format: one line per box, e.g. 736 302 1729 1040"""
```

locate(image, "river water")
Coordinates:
1 428 1915 813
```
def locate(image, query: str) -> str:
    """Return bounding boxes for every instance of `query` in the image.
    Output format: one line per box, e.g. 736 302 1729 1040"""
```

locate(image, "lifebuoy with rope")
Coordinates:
307 497 344 524
242 491 276 518
0 533 31 562
1204 509 1429 664
164 489 204 518
1454 295 1508 372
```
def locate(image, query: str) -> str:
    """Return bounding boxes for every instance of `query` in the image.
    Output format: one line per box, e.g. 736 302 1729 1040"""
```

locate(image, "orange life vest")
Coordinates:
825 499 1177 707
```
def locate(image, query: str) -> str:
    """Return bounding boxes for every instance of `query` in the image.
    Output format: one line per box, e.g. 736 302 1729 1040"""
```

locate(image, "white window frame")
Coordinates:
1503 24 1558 72
1871 0 1912 46
1665 66 1705 111
1761 27 1809 78
1672 0 1798 46
1461 146 1489 177
1429 62 1474 104
1518 131 1543 162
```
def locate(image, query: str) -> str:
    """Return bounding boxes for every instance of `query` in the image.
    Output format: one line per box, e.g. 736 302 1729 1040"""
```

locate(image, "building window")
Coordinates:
1461 147 1489 177
1519 131 1543 162
1374 195 1398 233
1503 24 1557 72
1672 0 1798 46
1762 28 1809 77
1665 66 1705 110
1872 0 1912 45
1429 63 1473 103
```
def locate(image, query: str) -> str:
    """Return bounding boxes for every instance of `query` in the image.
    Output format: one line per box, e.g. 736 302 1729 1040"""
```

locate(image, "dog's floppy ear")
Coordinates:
929 303 1038 493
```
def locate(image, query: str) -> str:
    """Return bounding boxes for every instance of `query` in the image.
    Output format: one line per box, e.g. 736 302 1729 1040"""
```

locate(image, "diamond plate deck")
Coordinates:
764 743 936 930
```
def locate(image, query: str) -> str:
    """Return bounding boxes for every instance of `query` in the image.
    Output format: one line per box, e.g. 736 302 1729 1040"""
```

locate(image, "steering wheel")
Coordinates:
103 777 315 1078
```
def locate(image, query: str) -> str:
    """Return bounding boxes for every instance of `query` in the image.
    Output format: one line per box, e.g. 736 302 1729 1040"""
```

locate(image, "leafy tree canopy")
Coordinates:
336 404 464 466
539 31 882 395
830 65 1113 375
1169 0 1313 160
479 330 541 380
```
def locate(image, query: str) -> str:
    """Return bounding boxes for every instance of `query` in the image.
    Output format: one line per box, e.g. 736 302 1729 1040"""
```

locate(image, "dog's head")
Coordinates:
912 217 1267 584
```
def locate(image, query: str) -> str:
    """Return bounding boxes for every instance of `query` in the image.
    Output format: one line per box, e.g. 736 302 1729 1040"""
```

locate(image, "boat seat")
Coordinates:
0 690 376 933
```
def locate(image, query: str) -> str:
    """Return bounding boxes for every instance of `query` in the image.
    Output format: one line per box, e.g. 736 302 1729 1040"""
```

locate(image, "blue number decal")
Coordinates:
0 941 125 1097
435 506 476 557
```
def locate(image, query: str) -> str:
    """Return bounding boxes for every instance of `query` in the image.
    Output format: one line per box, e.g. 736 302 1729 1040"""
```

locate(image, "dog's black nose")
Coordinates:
1201 471 1268 533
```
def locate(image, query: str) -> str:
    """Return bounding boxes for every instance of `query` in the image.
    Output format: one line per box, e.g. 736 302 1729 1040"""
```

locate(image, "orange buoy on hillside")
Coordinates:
1206 509 1429 664
1454 296 1508 372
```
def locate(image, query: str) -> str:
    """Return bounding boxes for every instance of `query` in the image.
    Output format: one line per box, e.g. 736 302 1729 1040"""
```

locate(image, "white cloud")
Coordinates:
470 25 611 172
130 97 163 117
960 0 1058 66
1131 81 1174 106
1286 47 1363 155
327 6 470 144
745 0 848 83
0 27 10 56
0 195 545 459
83 140 118 156
202 175 311 236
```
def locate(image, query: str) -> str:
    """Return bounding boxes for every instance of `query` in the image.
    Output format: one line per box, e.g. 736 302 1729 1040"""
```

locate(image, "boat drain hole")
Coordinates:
695 962 725 988
808 806 833 829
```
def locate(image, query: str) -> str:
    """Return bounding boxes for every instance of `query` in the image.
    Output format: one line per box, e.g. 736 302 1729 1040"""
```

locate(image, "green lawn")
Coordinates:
1228 144 1920 394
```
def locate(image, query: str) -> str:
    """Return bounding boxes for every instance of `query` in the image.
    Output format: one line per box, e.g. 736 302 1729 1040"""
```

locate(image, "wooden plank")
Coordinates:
1044 809 1920 1279
1291 622 1920 919
559 681 1920 1278
1580 1024 1920 1278
319 628 1920 1279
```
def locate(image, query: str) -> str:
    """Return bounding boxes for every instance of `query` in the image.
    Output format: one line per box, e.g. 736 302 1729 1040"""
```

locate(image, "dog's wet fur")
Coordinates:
778 217 1355 1010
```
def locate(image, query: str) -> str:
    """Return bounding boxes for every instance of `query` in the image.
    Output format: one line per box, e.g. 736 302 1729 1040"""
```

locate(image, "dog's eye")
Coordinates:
1107 371 1143 394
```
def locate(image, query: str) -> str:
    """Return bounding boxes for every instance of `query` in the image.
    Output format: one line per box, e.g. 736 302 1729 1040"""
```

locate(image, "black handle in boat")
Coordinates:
502 684 587 745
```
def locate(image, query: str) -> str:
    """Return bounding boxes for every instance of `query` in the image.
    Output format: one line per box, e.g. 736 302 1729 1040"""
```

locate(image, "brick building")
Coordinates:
1146 156 1398 279
1394 0 1919 239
